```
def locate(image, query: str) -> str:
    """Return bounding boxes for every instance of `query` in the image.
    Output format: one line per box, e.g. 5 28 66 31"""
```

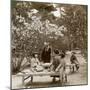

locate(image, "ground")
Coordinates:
12 53 88 89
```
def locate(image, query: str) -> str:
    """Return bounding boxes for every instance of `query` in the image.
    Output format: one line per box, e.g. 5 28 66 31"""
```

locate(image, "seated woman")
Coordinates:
51 49 66 82
30 52 43 72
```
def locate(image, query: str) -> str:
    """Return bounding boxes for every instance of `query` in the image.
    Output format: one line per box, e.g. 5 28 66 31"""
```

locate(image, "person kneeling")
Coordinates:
51 49 66 82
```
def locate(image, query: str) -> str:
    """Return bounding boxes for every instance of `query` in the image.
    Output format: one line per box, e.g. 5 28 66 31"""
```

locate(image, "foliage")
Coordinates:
11 1 87 73
61 5 87 51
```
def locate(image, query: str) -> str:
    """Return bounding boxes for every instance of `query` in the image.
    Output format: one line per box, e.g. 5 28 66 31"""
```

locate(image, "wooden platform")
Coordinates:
15 69 67 86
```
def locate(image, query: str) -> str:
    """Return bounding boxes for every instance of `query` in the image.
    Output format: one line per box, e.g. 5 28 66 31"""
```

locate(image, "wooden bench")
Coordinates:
16 70 67 86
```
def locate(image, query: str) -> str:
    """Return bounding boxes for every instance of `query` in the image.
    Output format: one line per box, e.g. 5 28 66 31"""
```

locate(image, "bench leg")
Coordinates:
70 66 72 72
62 76 64 82
22 76 24 86
72 66 75 72
59 75 63 83
65 74 67 82
59 76 61 82
31 76 33 83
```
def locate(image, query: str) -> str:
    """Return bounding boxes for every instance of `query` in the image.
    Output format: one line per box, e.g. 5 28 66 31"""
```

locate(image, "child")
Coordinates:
70 52 79 71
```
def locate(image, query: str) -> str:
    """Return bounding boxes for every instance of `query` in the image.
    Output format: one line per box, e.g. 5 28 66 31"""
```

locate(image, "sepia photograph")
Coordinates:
11 0 88 89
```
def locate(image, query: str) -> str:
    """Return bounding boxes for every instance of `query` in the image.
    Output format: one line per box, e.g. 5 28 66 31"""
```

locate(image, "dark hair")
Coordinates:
60 53 65 58
54 49 59 54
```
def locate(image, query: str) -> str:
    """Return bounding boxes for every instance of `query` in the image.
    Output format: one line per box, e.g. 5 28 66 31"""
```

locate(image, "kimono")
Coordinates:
30 57 44 72
30 57 40 68
41 47 51 63
52 55 66 73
